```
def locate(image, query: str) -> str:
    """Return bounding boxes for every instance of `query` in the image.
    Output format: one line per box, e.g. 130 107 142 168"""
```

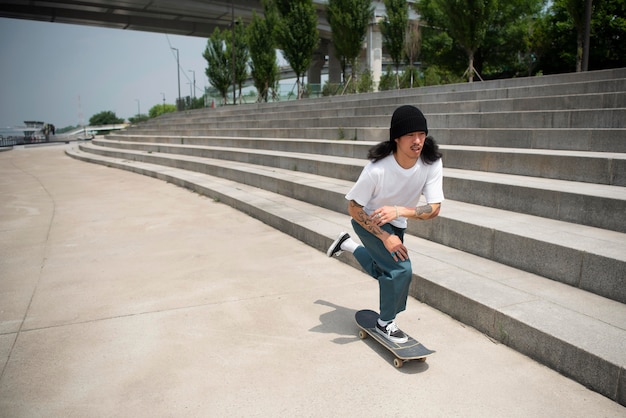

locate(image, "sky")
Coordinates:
0 17 210 129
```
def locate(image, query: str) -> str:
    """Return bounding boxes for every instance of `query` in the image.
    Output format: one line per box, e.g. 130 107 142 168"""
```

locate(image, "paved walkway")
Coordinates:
1 145 624 417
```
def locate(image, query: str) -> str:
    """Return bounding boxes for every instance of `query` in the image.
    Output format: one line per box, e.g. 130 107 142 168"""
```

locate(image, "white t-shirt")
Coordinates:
345 154 444 228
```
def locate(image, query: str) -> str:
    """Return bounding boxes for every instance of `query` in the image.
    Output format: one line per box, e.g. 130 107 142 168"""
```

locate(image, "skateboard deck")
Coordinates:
355 309 435 368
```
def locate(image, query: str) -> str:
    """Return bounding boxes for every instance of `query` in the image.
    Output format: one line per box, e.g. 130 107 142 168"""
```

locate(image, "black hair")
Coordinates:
366 136 442 164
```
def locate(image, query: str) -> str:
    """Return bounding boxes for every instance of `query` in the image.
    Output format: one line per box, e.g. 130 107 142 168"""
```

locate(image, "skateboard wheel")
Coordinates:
417 357 427 363
358 330 367 339
393 358 404 368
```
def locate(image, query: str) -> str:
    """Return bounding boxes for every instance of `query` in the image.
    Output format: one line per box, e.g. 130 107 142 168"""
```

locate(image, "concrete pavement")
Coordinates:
1 144 624 417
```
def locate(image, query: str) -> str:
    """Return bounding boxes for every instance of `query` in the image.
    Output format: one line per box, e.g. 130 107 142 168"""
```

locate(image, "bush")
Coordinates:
89 111 125 125
423 65 463 86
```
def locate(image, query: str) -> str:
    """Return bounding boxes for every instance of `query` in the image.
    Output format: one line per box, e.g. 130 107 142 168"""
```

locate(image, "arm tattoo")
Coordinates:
349 200 384 238
415 204 433 219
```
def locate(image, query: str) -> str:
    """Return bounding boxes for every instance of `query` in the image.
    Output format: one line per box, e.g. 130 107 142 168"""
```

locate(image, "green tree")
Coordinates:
532 3 575 74
588 0 626 70
204 27 232 105
533 0 626 74
419 0 544 80
248 7 280 102
562 0 588 71
225 17 249 104
437 0 497 82
404 19 421 87
327 0 374 85
128 114 149 124
418 0 464 75
89 111 124 125
148 103 177 118
476 0 544 78
381 0 409 88
273 0 320 99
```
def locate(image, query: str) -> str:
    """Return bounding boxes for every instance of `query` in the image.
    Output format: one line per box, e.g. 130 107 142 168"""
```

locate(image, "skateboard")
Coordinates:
355 309 435 368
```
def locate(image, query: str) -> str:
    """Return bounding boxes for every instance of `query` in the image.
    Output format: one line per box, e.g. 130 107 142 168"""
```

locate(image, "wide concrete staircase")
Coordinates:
66 68 626 406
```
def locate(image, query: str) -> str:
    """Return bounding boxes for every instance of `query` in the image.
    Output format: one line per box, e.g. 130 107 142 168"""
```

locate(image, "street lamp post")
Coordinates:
135 99 140 117
171 47 181 110
188 70 196 99
161 92 166 113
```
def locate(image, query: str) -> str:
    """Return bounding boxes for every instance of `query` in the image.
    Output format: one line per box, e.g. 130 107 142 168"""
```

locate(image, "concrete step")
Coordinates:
112 127 626 153
79 140 626 303
444 168 626 233
143 91 626 126
441 145 626 186
432 128 626 153
144 75 626 123
64 144 626 407
100 134 626 186
410 199 626 304
125 108 626 130
93 137 626 233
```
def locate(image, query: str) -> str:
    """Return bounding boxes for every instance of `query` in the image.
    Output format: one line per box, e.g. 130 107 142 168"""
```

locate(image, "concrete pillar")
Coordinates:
308 40 328 96
366 21 383 92
328 43 342 84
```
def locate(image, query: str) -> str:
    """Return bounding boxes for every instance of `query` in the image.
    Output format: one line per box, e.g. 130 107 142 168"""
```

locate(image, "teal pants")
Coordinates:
351 219 412 322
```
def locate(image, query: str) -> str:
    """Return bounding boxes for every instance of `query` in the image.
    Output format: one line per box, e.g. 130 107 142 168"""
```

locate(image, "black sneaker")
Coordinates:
376 321 409 344
326 232 350 257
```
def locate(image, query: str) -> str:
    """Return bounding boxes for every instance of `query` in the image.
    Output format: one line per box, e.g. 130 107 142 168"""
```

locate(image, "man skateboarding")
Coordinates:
327 105 444 344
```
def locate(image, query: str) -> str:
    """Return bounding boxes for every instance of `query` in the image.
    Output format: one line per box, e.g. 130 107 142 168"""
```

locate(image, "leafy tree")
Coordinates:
532 3 575 74
562 0 588 71
225 17 250 103
588 0 626 70
381 0 409 88
149 103 177 118
89 111 124 125
178 96 206 110
473 0 544 78
128 114 149 124
327 0 374 84
273 0 320 99
533 0 626 74
404 19 421 87
273 0 293 15
438 0 497 82
204 27 232 105
419 0 508 81
247 7 280 102
417 0 464 75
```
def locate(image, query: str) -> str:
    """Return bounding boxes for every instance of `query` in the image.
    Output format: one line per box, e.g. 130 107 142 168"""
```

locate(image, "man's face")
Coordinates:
396 131 427 159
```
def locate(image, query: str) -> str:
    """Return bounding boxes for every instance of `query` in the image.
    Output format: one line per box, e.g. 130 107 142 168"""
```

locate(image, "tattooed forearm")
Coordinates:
348 200 385 238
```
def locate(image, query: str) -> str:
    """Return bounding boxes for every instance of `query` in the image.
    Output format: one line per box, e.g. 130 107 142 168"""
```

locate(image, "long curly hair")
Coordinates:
367 136 442 164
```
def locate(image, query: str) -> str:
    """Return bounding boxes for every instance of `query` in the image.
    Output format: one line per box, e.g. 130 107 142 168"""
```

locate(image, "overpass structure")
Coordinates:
0 0 416 87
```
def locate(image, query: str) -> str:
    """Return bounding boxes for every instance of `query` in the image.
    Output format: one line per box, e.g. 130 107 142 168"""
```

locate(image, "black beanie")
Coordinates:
389 105 428 141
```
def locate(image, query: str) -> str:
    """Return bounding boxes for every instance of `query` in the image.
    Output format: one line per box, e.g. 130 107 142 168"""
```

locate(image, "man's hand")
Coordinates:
383 234 408 262
348 200 408 262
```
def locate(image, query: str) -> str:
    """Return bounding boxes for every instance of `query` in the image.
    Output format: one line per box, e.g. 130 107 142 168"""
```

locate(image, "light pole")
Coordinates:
160 92 165 113
135 99 140 118
188 70 196 99
171 47 181 110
